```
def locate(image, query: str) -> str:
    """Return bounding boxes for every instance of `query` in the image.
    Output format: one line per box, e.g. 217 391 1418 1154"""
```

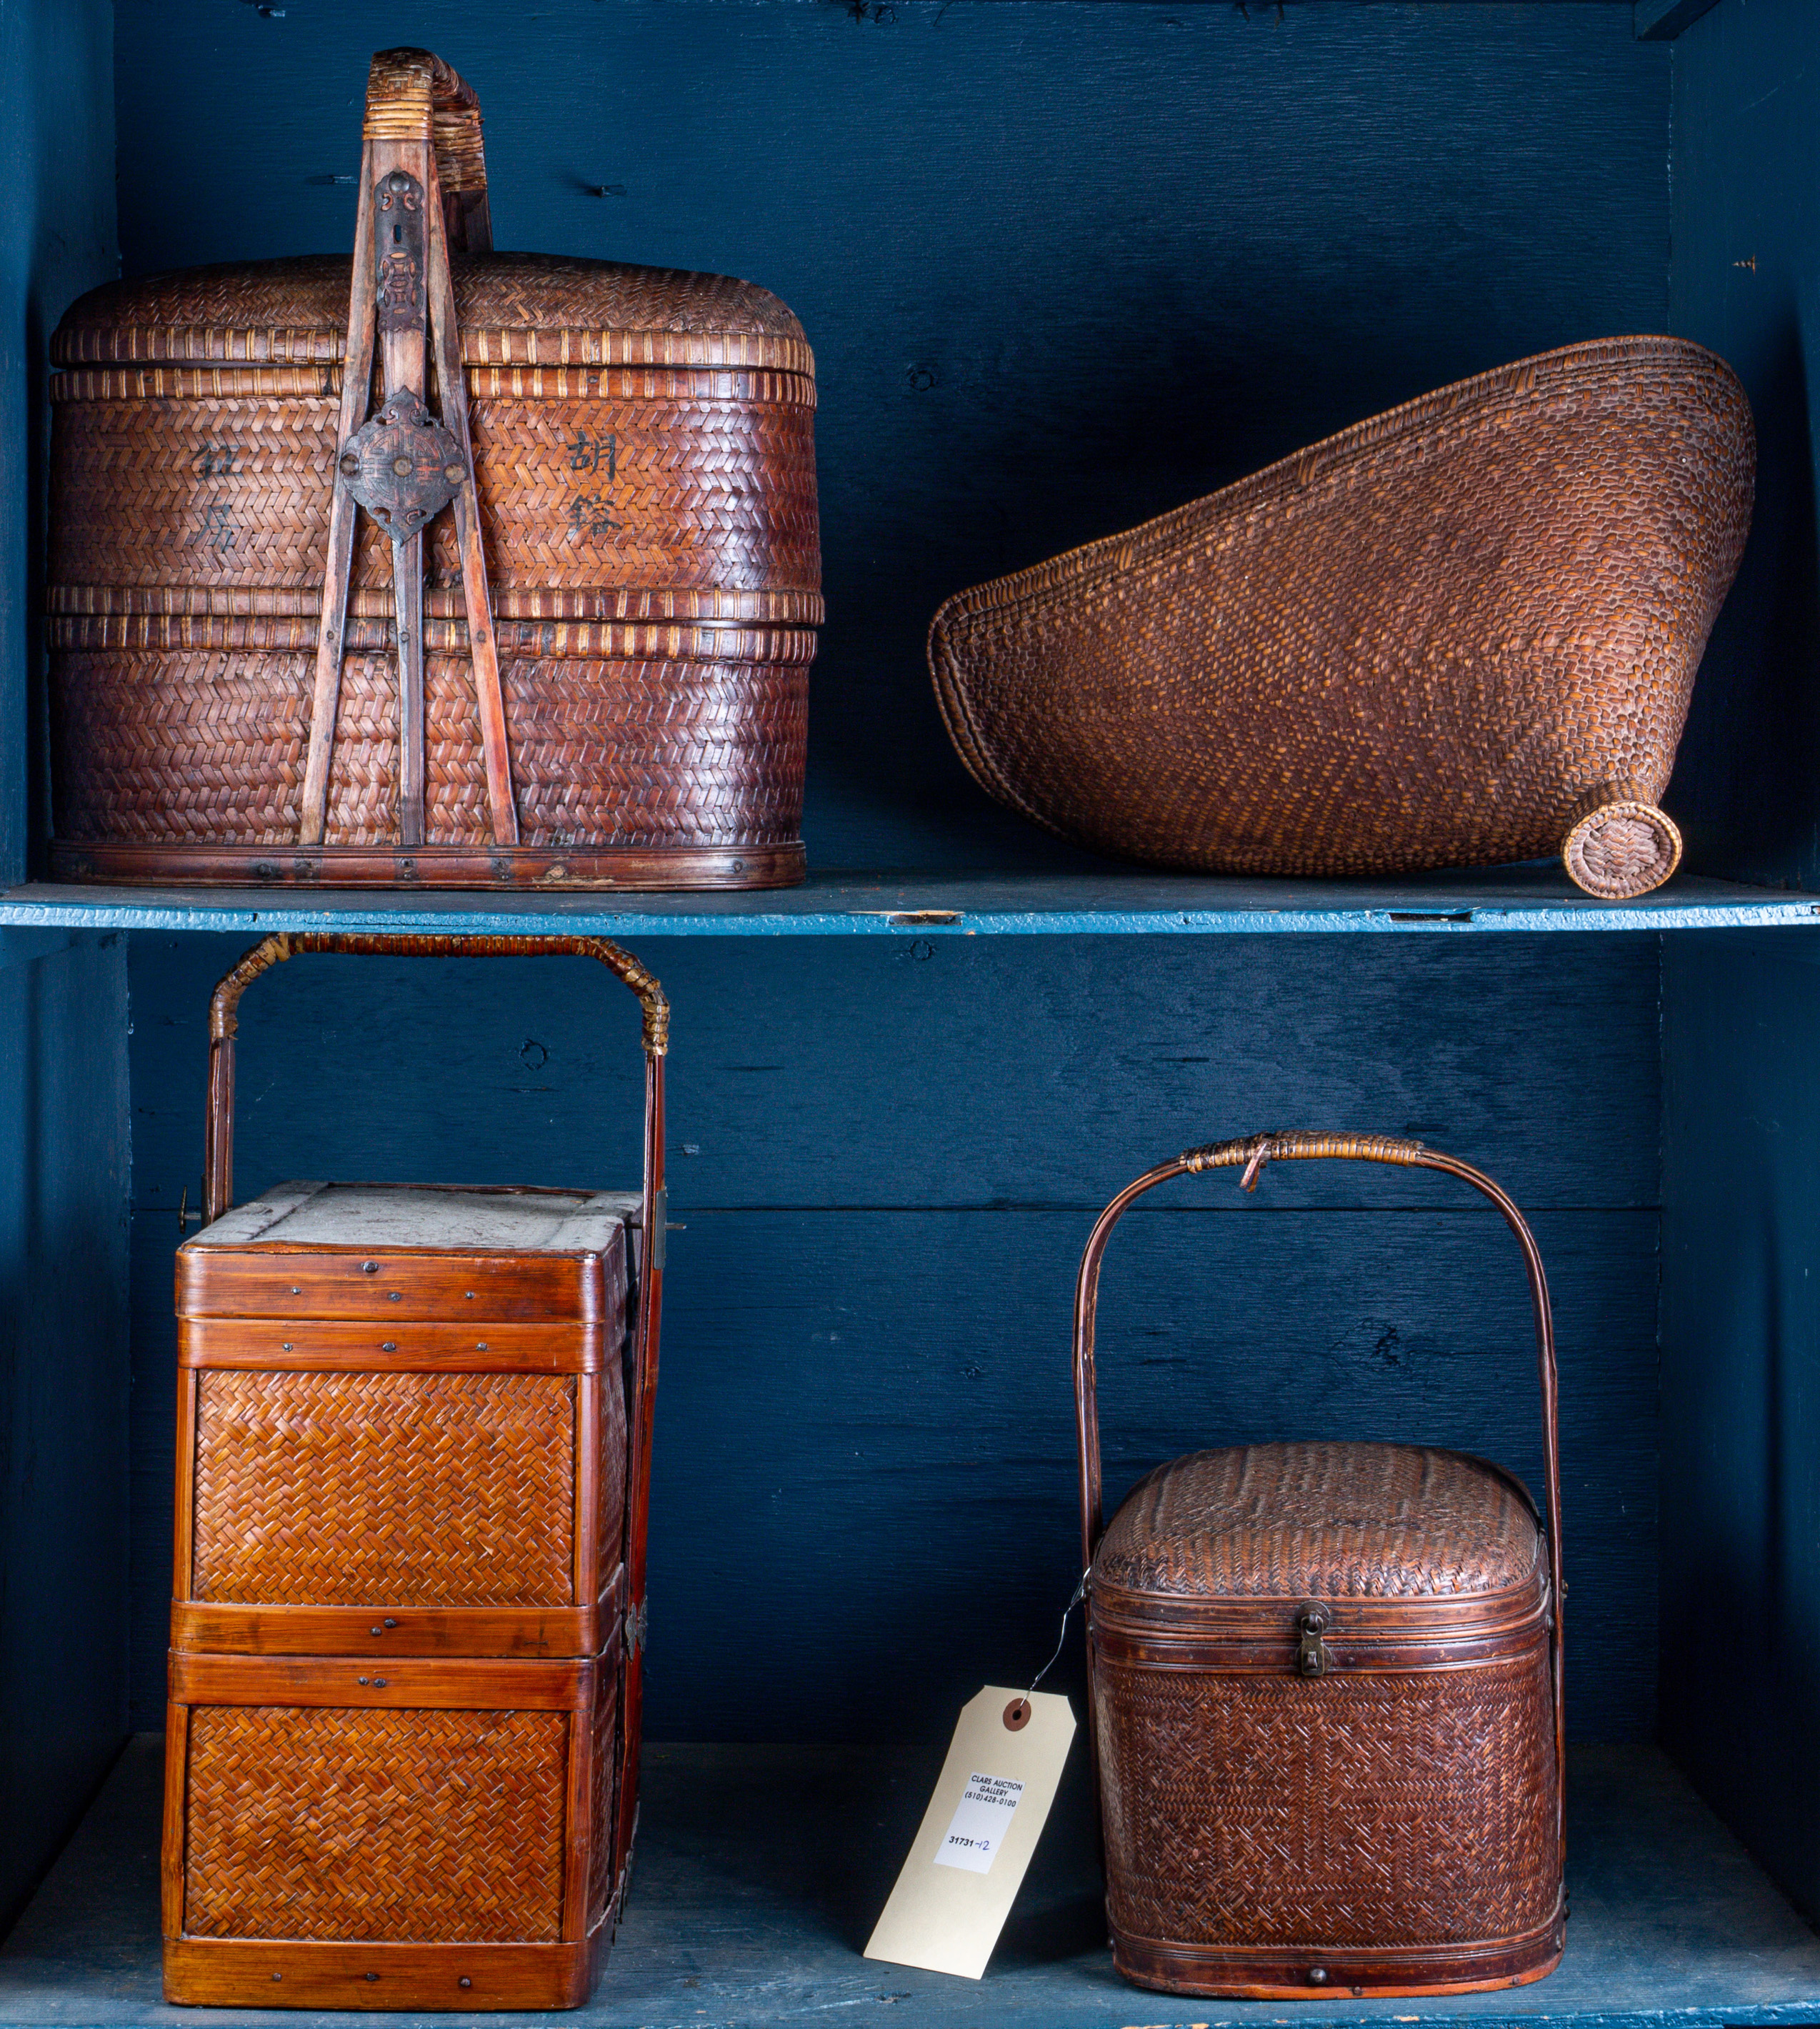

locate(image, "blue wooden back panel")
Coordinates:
1658 0 1820 1930
0 0 124 1940
128 932 1661 1740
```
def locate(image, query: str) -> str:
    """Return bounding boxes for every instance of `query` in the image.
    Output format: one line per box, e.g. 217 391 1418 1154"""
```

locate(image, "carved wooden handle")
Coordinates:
363 49 491 249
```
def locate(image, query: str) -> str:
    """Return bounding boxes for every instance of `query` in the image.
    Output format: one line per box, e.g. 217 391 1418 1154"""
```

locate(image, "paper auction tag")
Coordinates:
864 1686 1076 1980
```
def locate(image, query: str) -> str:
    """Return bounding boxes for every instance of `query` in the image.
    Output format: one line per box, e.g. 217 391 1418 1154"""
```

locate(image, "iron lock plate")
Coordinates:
338 389 467 540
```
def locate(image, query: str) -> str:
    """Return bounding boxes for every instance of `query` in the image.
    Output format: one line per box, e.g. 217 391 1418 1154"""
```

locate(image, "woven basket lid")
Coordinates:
51 252 811 372
1094 1440 1541 1602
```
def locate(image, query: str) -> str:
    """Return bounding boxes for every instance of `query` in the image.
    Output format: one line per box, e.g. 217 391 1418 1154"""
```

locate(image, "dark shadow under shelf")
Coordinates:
4 867 1820 938
3 1737 1819 2028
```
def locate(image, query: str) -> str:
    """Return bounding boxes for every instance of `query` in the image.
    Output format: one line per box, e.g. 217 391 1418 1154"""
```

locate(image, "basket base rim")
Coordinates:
49 839 805 892
164 1930 610 2010
1110 1910 1565 1999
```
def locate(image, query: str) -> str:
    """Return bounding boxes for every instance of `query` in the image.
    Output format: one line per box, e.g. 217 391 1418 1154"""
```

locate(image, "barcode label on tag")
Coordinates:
934 1773 1025 1873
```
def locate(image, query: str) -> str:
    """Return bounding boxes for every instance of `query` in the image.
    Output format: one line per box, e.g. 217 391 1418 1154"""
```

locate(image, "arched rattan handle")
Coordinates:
1072 1130 1564 1772
203 932 666 1226
364 49 491 251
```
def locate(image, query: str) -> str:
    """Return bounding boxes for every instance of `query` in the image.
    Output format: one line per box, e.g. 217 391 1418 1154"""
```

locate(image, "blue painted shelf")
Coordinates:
1 1738 1818 2029
5 868 1819 939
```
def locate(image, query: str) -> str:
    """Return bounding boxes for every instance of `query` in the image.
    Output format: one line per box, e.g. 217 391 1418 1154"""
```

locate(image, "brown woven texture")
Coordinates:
47 251 819 877
1093 1653 1558 1950
1095 1442 1540 1600
587 1660 619 1928
930 337 1754 899
182 1706 568 1940
191 1371 579 1605
600 1355 628 1580
54 253 813 359
49 390 818 593
52 649 806 847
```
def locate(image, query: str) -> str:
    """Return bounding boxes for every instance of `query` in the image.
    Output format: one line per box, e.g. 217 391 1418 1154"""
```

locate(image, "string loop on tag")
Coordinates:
1004 1568 1089 1729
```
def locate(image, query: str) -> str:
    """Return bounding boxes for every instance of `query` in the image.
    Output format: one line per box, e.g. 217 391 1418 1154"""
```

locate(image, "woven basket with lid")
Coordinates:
1075 1132 1564 2000
48 49 818 890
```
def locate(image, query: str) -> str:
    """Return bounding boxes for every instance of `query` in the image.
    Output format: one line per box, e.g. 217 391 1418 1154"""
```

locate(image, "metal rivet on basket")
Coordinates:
361 1261 379 1274
371 1626 382 1636
290 1287 301 1295
282 1343 294 1352
366 1973 379 1983
272 1973 282 1981
1307 1968 1327 1986
384 1617 396 1627
476 1342 489 1351
459 1978 472 1990
389 1291 402 1301
358 1677 369 1685
373 1677 386 1687
465 1291 476 1300
381 1342 397 1352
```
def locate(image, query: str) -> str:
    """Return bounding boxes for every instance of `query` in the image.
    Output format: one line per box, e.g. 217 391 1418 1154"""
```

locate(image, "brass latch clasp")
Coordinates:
1296 1606 1333 1678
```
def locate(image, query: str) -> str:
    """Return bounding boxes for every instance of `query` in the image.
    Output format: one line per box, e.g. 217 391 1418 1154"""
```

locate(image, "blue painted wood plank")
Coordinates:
4 1737 1820 2028
6 869 1819 937
126 1202 1661 1742
1667 0 1820 887
0 0 126 1939
122 931 1663 1214
119 932 1663 1738
636 1205 1659 1745
1636 0 1723 39
0 934 131 1935
1661 932 1820 1925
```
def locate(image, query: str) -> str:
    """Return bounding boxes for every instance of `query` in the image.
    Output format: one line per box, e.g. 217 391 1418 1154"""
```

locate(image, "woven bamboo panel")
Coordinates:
49 393 818 594
47 615 820 660
51 649 807 847
47 582 821 623
182 1705 569 1940
50 366 811 404
1095 1444 1540 1600
191 1371 576 1605
1093 1654 1557 1949
929 337 1752 892
47 243 819 877
600 1356 627 1583
586 1662 619 1929
52 251 815 369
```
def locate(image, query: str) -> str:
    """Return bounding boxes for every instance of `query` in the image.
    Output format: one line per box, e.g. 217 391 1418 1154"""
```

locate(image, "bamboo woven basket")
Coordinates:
164 931 669 2010
1075 1130 1564 1998
931 338 1754 899
47 49 818 891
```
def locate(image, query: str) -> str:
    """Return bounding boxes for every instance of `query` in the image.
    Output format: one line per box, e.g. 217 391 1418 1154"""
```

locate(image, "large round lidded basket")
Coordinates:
929 337 1754 899
47 49 818 891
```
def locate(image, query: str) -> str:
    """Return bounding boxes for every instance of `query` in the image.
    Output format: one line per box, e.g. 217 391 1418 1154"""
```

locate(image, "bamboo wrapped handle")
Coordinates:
1181 1129 1427 1185
202 932 668 1225
364 48 491 249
